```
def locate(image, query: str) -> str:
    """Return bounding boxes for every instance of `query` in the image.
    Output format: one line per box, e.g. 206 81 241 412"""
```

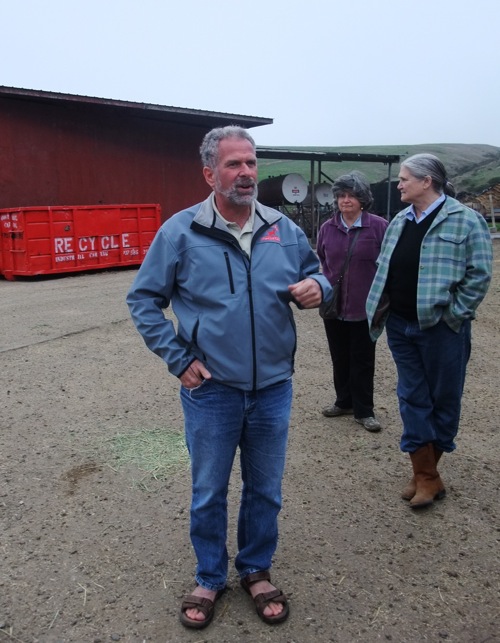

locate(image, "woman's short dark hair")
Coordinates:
200 125 256 169
400 153 456 197
332 171 374 211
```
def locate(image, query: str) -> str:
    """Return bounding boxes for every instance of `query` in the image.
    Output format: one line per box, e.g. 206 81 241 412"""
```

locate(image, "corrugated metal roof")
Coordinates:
0 85 272 129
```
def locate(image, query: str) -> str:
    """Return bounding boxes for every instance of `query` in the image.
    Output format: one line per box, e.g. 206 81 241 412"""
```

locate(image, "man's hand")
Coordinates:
179 359 212 389
288 278 323 308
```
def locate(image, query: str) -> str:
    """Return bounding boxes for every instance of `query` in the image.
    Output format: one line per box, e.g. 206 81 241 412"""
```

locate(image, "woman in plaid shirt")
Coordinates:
366 153 493 509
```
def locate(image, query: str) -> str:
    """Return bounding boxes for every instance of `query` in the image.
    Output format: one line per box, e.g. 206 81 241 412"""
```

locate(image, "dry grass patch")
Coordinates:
107 428 189 484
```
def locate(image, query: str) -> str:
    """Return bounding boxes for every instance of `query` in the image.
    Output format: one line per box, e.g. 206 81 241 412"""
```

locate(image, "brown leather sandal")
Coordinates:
240 571 289 625
179 588 225 629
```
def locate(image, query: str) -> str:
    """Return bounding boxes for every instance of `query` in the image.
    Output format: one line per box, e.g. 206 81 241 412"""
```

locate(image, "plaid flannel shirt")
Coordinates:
366 197 493 340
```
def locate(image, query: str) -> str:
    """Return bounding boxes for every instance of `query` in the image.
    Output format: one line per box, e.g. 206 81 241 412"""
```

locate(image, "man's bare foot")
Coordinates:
247 579 284 618
240 571 289 624
184 585 217 622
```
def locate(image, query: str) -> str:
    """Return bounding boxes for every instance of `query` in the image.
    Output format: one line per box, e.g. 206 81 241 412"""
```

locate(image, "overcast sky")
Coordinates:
2 0 499 148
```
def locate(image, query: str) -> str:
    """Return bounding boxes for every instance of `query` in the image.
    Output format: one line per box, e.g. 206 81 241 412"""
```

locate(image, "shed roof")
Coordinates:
0 85 273 129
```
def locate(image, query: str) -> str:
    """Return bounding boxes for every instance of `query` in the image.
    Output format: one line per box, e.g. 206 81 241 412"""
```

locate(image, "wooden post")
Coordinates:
489 194 496 229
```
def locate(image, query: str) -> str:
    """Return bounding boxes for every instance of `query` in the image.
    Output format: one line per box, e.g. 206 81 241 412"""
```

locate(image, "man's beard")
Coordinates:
215 177 257 206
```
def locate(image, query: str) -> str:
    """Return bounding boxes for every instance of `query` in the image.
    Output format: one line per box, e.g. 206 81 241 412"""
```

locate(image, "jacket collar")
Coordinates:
396 196 461 228
193 193 281 233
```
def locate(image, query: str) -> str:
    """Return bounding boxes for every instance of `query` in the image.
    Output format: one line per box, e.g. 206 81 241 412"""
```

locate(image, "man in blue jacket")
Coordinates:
127 125 331 629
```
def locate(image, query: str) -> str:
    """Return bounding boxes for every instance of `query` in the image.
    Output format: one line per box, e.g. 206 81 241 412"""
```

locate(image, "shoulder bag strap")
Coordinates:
336 228 361 285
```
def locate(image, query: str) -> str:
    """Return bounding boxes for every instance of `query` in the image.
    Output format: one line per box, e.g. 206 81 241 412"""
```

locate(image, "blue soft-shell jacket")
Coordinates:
126 195 332 391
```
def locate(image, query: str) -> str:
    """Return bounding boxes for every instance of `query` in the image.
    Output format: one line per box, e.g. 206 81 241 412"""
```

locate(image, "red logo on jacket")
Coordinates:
260 224 280 242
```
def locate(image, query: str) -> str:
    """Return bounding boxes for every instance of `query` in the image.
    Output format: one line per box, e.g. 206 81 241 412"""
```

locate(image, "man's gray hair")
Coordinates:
401 153 456 197
200 126 256 169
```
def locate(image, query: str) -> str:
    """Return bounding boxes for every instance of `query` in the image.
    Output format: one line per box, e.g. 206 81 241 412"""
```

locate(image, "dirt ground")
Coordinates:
1 240 499 643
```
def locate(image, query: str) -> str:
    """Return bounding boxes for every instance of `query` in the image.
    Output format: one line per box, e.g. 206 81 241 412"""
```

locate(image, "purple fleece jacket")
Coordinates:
317 211 388 321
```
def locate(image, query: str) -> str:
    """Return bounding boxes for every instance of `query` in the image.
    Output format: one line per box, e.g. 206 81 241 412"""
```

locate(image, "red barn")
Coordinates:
0 86 272 221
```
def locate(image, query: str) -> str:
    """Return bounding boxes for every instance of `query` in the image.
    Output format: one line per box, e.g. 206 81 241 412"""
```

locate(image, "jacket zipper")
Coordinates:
223 252 235 294
246 259 257 391
192 218 274 391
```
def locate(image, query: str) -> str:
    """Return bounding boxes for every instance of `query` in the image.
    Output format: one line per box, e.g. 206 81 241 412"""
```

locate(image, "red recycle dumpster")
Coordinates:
0 203 161 280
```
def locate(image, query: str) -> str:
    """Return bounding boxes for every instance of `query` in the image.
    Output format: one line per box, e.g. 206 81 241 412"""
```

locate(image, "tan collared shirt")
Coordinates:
212 194 255 255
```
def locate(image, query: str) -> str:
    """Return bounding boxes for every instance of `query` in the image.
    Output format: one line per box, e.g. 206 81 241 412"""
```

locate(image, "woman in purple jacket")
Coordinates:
317 171 388 432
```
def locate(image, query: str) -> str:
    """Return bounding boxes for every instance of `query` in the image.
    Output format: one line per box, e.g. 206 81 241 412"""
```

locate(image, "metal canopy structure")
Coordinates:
256 147 401 235
256 147 400 164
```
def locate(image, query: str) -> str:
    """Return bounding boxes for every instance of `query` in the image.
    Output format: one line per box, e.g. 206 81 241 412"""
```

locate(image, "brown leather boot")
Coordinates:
408 444 446 509
401 476 417 501
401 445 444 501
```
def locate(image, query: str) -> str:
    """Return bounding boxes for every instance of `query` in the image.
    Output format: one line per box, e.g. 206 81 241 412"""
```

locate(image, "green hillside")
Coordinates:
257 143 500 194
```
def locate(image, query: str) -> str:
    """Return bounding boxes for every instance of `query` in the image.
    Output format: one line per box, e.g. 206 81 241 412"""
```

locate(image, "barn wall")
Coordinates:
0 97 212 221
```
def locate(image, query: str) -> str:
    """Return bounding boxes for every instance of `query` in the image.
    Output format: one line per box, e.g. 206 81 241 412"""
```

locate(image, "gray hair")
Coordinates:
332 170 374 211
199 125 256 169
400 153 456 197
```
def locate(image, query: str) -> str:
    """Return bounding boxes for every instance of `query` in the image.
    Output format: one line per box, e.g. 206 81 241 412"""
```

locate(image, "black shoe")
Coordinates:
322 405 354 418
355 416 382 432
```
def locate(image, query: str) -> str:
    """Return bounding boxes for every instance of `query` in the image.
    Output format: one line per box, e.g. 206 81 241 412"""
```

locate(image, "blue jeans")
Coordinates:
180 378 292 591
386 313 471 453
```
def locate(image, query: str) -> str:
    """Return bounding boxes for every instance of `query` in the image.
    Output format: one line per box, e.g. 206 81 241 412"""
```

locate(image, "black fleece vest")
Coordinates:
387 204 444 320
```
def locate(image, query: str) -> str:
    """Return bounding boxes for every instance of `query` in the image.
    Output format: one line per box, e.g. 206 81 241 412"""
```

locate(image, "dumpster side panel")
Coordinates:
0 204 161 279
